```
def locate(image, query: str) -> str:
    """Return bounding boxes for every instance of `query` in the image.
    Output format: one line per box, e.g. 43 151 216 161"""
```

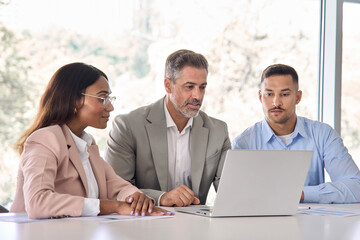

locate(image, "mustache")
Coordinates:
270 106 284 111
185 99 202 105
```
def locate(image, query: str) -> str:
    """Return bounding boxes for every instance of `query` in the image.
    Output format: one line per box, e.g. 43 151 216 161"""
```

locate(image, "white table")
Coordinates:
1 204 360 240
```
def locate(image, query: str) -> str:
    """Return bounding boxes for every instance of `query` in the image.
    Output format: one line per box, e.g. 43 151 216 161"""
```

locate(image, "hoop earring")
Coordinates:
74 108 77 114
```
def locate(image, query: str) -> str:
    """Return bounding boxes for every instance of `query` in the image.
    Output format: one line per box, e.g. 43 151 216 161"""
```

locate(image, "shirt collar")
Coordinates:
67 126 92 153
261 116 308 143
293 116 308 139
261 118 276 143
164 100 193 131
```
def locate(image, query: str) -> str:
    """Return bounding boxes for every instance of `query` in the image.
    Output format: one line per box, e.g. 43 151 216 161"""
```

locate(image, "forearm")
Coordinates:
99 200 122 215
141 189 166 205
25 190 84 219
303 179 360 203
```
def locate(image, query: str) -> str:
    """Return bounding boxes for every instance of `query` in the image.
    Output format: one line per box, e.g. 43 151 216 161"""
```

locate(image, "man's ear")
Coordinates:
164 78 172 94
258 90 262 103
296 90 302 104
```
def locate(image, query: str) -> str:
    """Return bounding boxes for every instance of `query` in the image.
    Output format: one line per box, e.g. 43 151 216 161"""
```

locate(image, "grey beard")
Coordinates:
170 95 200 118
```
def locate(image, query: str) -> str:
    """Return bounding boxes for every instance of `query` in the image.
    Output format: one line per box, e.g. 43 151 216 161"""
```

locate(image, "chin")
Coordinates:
95 124 107 129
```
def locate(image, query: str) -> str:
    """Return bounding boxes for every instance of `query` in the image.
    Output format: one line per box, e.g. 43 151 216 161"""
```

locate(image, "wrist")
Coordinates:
99 200 120 215
158 192 166 206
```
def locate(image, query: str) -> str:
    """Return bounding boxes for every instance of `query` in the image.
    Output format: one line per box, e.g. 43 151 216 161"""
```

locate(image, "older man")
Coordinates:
106 49 231 206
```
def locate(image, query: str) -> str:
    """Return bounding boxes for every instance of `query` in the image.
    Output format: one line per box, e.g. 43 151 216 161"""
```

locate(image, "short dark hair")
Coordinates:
261 64 299 88
165 49 208 83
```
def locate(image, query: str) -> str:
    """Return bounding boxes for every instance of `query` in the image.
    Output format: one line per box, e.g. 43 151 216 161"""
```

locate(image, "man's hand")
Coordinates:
159 185 200 207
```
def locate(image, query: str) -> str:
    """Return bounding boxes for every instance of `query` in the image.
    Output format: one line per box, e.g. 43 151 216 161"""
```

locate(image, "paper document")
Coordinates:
298 206 360 217
68 214 174 223
0 213 42 223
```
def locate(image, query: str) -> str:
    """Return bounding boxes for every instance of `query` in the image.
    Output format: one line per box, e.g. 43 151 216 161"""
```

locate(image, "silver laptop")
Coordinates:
175 150 313 217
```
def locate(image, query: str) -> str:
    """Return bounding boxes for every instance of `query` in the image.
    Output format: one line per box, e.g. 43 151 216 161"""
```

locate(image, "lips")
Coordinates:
188 103 201 109
186 99 202 110
270 109 284 116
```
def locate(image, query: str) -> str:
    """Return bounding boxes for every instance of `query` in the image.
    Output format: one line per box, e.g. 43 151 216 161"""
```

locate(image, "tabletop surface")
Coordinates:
1 203 360 240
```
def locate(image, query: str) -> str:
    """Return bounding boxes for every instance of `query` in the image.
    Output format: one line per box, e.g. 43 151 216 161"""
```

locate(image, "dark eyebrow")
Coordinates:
96 90 110 95
184 82 207 86
264 88 292 92
280 88 292 92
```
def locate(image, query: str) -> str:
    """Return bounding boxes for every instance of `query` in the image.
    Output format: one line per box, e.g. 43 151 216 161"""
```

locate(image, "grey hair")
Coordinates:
164 49 208 83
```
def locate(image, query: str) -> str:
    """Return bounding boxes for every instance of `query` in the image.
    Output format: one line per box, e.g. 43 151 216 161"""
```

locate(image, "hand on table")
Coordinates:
125 192 154 216
160 184 200 207
115 201 174 216
100 192 174 216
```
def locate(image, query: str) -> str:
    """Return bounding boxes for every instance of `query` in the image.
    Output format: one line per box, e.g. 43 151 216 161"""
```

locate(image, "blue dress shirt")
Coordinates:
232 116 360 203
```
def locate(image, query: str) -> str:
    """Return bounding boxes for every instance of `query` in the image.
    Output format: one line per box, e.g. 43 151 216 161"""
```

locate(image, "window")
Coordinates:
342 1 360 167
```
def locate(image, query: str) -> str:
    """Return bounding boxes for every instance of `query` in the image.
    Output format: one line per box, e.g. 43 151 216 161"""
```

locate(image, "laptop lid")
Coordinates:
209 150 312 217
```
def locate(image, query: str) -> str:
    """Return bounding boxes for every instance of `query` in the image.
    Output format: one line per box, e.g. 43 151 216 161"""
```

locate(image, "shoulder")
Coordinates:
298 117 342 148
232 121 262 149
299 116 335 136
27 125 65 142
24 125 67 156
237 121 262 138
198 111 228 129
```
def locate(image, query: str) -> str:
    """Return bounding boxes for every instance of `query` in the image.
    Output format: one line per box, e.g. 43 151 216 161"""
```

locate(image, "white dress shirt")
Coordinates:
68 127 100 216
164 101 193 191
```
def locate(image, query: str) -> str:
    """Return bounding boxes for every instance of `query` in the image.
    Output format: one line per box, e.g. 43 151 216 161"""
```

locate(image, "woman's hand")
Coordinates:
99 199 175 216
125 192 154 216
147 206 175 216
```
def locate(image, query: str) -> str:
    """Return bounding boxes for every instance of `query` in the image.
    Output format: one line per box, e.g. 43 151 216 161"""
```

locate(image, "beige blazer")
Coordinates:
10 125 139 219
105 97 231 204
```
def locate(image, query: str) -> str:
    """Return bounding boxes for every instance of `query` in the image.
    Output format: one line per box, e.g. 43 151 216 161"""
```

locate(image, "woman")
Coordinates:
10 62 172 219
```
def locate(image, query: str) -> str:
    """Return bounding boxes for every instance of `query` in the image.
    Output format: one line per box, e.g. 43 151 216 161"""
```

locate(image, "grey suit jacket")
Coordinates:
105 97 231 204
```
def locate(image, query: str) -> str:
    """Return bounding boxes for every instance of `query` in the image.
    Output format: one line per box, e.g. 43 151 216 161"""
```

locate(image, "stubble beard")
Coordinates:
267 109 292 125
170 94 201 119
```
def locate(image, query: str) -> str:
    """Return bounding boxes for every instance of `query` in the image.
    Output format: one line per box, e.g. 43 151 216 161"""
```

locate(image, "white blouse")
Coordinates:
68 127 100 216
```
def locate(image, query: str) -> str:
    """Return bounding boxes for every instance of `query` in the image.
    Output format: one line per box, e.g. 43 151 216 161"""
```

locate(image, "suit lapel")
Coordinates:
62 125 89 197
145 97 168 191
88 144 107 199
190 115 209 196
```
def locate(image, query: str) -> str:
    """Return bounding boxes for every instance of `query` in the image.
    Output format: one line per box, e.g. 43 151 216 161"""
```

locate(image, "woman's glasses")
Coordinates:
81 93 116 106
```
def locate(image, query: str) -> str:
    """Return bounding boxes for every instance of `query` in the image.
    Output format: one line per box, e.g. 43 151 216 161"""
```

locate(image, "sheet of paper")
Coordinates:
298 206 360 217
68 214 174 223
0 213 42 223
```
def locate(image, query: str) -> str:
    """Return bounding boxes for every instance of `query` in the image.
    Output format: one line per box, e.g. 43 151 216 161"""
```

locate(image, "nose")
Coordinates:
104 102 114 112
192 87 202 100
273 95 282 108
